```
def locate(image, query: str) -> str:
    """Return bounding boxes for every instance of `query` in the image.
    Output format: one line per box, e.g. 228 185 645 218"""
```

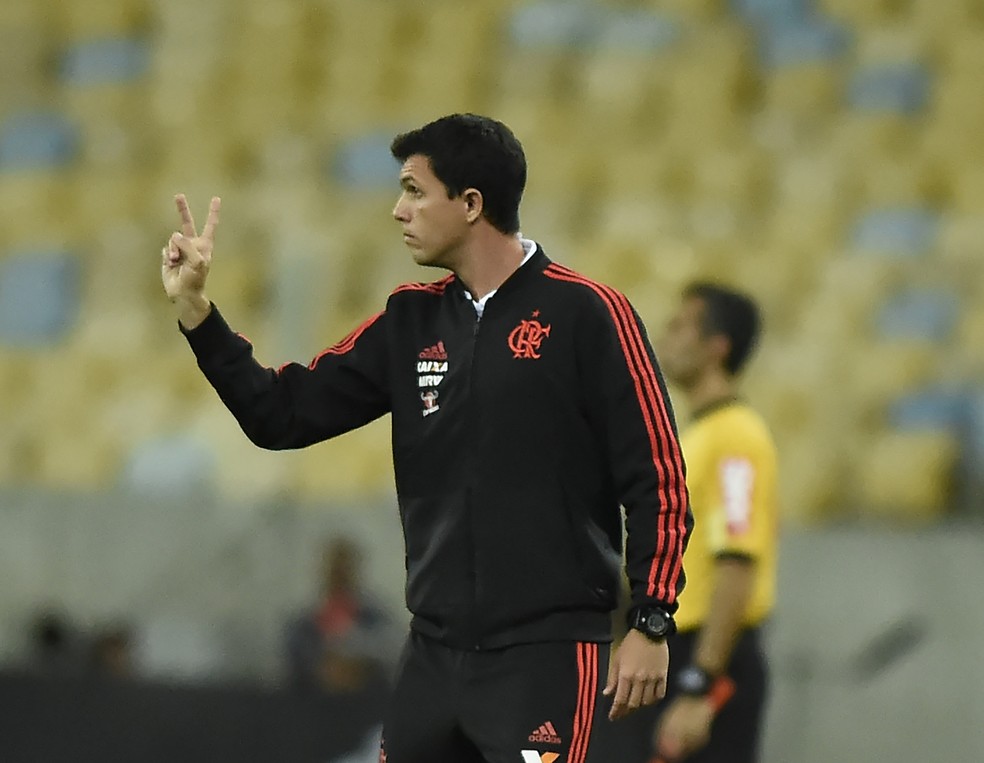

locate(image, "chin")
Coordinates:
411 247 449 270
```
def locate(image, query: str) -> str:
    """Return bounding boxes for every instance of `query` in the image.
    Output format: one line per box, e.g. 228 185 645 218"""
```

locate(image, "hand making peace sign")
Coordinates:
161 194 221 329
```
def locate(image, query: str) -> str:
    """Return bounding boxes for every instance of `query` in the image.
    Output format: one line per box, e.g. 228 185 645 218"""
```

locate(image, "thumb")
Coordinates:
603 647 619 696
172 233 203 267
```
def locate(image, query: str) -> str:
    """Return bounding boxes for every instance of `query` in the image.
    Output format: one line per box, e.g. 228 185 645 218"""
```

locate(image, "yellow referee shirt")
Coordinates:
674 400 778 633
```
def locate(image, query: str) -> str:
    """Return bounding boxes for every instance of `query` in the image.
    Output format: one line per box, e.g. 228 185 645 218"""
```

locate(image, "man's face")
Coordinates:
658 296 717 389
392 155 471 269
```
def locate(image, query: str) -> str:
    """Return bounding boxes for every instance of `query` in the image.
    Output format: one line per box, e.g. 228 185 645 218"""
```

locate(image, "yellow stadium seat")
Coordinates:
24 350 121 488
0 403 40 485
939 30 984 76
853 155 935 207
955 306 984 376
849 340 941 423
0 26 51 114
855 25 930 64
35 421 120 490
52 0 150 40
692 145 771 208
291 418 393 502
937 214 984 264
731 245 817 330
827 112 920 164
777 432 851 524
858 430 958 521
0 174 74 251
760 64 844 123
661 32 753 150
397 4 494 119
0 350 37 424
0 0 56 29
638 0 726 21
571 50 673 144
908 0 984 44
819 0 905 25
806 257 905 332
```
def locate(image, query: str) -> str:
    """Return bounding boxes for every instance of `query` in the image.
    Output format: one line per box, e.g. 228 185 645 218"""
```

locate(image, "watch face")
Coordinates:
678 666 708 694
645 612 668 636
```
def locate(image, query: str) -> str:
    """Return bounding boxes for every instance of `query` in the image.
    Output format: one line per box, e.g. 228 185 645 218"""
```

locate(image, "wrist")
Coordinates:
175 294 211 330
676 665 735 711
626 605 676 642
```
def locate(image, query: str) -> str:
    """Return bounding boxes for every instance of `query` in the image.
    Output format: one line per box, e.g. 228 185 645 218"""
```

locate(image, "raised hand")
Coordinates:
162 194 220 329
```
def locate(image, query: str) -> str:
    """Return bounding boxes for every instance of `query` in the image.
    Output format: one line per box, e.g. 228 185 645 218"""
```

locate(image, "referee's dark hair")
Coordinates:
684 282 762 376
391 114 526 235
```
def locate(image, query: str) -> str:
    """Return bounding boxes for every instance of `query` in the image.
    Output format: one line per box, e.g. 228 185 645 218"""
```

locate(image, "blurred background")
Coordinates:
0 0 982 760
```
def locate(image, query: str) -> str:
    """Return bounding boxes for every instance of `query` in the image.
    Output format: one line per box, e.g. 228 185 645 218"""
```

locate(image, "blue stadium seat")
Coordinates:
851 208 939 257
0 251 80 346
591 9 682 52
0 112 79 171
121 433 217 497
888 387 972 431
875 289 960 341
756 17 851 67
732 0 813 24
507 1 600 48
328 131 399 191
847 62 931 115
59 38 150 85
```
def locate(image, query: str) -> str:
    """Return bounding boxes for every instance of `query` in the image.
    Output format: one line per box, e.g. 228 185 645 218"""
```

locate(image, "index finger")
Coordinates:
609 676 631 720
175 193 197 237
201 196 221 243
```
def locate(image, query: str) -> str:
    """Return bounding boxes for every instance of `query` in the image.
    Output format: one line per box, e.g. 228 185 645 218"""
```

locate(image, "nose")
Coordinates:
393 196 410 223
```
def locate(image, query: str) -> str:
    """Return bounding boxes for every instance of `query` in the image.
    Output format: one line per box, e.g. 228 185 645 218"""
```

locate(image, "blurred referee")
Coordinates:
626 283 778 763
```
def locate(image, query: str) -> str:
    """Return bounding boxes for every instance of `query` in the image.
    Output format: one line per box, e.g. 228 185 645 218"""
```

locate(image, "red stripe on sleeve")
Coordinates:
306 311 384 371
390 274 455 296
605 288 688 600
545 265 688 604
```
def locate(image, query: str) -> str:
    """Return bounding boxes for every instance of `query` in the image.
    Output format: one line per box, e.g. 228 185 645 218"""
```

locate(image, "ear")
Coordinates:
708 334 731 368
462 188 484 224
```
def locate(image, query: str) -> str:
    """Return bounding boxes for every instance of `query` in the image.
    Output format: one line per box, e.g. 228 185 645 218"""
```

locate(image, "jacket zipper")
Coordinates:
465 309 482 649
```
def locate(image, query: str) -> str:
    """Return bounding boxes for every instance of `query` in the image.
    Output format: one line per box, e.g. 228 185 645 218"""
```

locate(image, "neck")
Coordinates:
684 369 737 415
451 226 525 300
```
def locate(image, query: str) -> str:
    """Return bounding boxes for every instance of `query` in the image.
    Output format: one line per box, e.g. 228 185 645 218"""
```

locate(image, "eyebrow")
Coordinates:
400 175 417 189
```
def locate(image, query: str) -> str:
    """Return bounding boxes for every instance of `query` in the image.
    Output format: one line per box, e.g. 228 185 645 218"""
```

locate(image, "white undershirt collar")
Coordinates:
463 238 537 319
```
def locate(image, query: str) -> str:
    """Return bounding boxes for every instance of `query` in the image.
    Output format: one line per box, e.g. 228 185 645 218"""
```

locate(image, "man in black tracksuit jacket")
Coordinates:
163 114 692 763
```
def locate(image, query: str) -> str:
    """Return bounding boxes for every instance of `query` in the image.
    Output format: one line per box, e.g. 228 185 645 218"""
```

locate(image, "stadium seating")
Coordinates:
0 0 980 522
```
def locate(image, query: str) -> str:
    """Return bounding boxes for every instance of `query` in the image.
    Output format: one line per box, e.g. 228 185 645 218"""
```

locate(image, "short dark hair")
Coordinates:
684 282 762 376
390 114 526 235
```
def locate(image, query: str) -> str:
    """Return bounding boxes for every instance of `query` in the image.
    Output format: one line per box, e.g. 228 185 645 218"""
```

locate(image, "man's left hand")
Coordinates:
655 696 714 760
603 629 669 720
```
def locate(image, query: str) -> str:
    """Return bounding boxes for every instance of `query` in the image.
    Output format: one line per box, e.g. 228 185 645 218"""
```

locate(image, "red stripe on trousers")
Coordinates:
567 643 598 763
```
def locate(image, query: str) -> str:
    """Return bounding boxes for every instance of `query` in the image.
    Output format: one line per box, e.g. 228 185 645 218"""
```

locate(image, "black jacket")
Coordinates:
183 244 692 649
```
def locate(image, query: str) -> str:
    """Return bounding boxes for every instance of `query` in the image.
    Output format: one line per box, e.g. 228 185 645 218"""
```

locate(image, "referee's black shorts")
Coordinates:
618 626 769 763
381 631 613 763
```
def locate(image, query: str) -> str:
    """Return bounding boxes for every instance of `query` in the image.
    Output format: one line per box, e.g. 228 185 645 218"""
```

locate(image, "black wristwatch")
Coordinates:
627 605 676 642
676 664 714 696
